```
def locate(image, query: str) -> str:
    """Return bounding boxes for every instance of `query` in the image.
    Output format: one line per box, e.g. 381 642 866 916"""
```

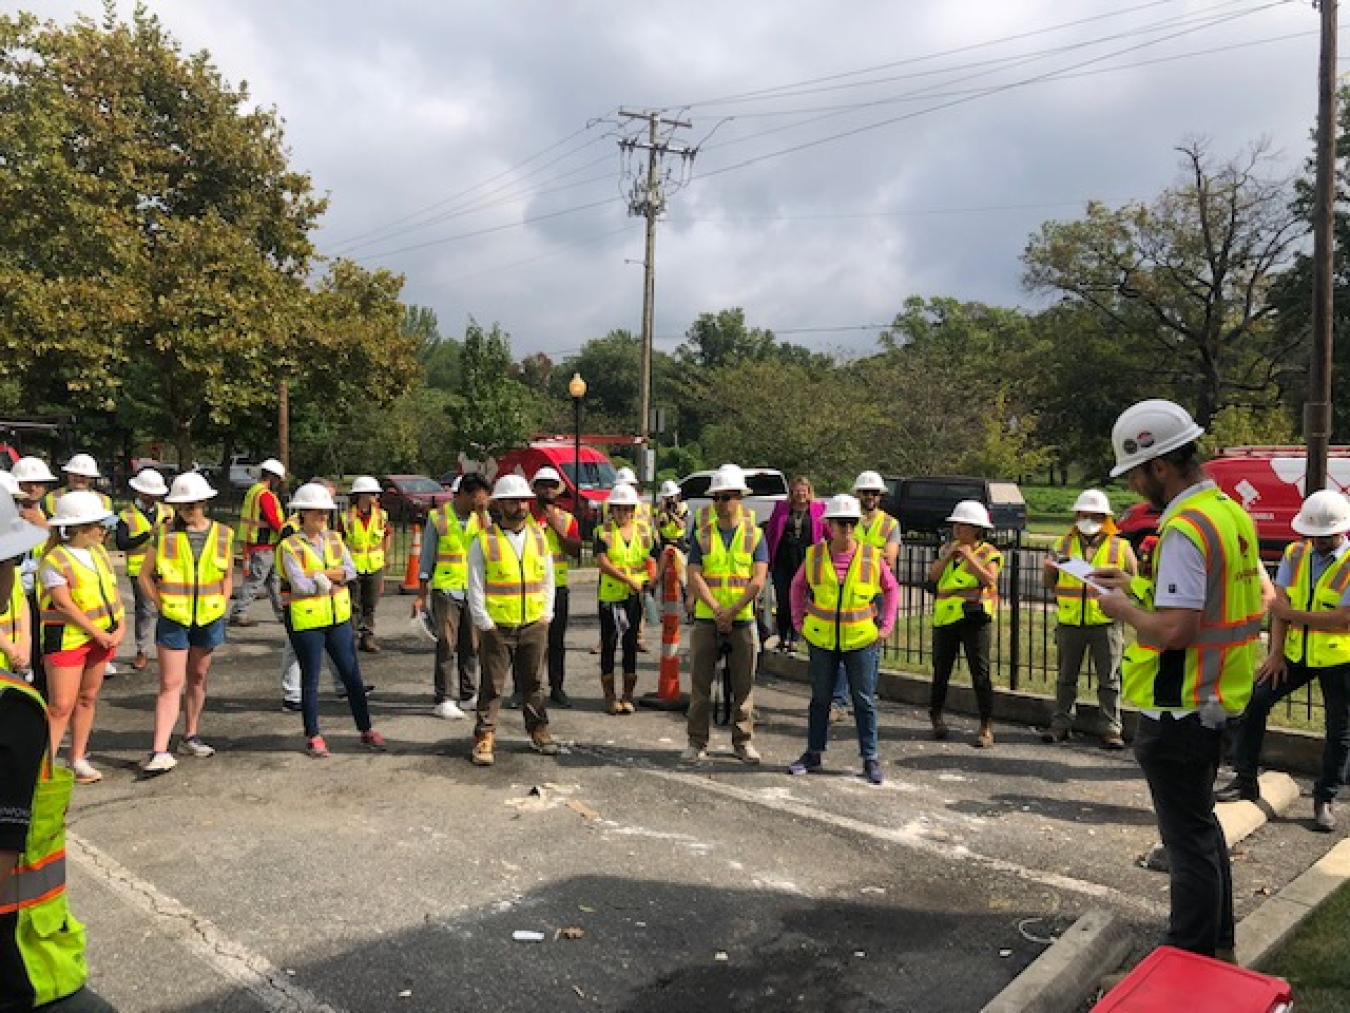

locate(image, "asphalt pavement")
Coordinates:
61 570 1347 1012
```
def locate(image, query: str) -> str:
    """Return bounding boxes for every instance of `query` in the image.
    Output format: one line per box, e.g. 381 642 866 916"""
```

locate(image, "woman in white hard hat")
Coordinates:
340 476 392 653
788 493 900 784
0 473 33 680
116 467 173 671
137 472 234 775
9 458 54 693
37 491 125 783
926 500 1003 748
594 482 654 713
278 482 386 758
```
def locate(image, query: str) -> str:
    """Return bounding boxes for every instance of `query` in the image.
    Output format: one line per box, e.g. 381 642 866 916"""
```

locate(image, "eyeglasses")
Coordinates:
831 519 858 527
712 493 742 503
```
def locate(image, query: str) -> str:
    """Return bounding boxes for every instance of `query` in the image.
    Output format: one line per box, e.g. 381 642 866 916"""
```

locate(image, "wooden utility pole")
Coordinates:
278 374 290 473
618 109 693 477
1308 0 1337 493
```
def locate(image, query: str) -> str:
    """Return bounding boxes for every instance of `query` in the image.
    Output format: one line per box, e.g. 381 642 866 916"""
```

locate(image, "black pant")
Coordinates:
599 594 641 676
352 571 382 636
771 567 795 644
547 586 570 690
930 617 993 720
1134 712 1234 957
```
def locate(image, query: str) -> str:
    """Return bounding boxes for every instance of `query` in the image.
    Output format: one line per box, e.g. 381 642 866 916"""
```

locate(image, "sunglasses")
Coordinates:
712 493 742 503
831 518 858 527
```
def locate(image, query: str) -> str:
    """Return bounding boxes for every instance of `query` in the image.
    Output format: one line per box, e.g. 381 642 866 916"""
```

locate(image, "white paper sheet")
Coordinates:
1050 556 1112 595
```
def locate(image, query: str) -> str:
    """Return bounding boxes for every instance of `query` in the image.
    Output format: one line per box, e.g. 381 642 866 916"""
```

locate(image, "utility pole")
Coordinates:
1308 0 1337 492
618 109 693 479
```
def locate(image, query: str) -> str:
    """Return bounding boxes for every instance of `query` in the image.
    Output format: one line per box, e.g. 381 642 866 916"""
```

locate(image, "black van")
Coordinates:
895 475 1027 536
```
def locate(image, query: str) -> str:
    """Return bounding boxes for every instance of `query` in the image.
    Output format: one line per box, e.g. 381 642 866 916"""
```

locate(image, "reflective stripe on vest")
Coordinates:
694 519 762 621
598 521 652 602
1282 541 1350 667
430 506 480 591
1121 488 1264 713
279 532 352 631
856 511 898 550
480 525 549 626
0 577 24 670
1052 532 1125 626
802 542 882 652
344 507 388 575
119 502 171 577
536 510 575 588
933 542 1002 627
155 522 234 627
38 544 125 651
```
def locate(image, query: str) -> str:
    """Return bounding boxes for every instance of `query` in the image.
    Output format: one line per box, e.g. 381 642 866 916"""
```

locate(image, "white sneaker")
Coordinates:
178 736 216 758
71 758 102 783
140 751 178 774
433 700 466 720
104 661 118 675
679 744 707 763
734 743 762 765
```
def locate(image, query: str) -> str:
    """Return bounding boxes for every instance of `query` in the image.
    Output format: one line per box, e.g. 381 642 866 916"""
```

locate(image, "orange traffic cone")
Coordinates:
399 523 422 594
641 546 687 711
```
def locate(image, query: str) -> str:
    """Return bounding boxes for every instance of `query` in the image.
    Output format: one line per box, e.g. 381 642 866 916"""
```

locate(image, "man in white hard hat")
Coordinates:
530 468 581 707
1092 398 1268 960
229 458 287 627
1040 488 1137 749
42 452 111 517
1216 489 1350 832
115 468 173 671
466 475 558 766
339 476 392 653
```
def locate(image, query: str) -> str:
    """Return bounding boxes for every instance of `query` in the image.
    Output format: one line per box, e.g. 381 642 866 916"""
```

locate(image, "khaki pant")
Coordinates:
687 621 756 748
475 620 550 736
432 591 479 703
1051 622 1124 734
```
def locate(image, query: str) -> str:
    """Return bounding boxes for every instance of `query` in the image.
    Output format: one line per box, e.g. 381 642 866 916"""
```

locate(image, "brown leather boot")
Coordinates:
976 721 994 748
930 711 948 741
620 674 638 714
602 675 622 715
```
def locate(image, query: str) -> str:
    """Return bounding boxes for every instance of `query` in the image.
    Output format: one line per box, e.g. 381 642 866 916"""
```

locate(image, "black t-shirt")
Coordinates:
0 689 47 852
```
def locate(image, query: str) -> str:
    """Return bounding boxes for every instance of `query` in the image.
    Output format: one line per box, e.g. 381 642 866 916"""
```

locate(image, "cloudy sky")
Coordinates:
8 1 1326 360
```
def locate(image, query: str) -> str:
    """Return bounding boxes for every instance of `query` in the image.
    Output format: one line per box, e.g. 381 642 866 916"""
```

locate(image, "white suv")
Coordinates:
678 468 789 528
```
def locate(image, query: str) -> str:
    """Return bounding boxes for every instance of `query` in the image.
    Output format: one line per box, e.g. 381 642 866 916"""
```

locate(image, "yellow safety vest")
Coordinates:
1121 488 1264 714
153 522 234 627
801 542 882 652
41 487 111 519
238 482 280 546
429 505 481 591
1051 531 1127 626
278 531 352 632
1282 541 1350 668
694 517 763 621
694 504 757 530
0 675 88 1008
479 525 549 626
597 520 652 603
933 542 1002 627
343 507 388 575
603 499 654 528
38 544 125 652
1 577 25 670
534 508 576 588
119 501 172 578
657 503 688 543
857 511 898 551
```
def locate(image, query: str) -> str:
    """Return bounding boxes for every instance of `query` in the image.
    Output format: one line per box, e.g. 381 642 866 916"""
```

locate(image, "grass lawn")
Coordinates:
1259 880 1350 1009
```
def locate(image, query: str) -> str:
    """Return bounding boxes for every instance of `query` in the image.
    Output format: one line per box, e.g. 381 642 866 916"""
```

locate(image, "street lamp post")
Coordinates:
568 372 587 529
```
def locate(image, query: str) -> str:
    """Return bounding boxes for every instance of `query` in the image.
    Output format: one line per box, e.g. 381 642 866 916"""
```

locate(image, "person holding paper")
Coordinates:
1041 489 1137 749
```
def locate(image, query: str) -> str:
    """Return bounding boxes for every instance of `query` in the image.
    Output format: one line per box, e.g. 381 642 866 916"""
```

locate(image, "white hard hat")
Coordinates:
0 490 46 561
350 475 381 495
607 483 639 507
52 490 113 528
0 472 19 499
1109 399 1205 478
62 453 101 479
659 480 680 500
289 482 336 511
130 468 169 498
490 474 533 501
164 471 218 504
823 493 862 520
1293 489 1350 537
260 458 286 479
532 467 563 487
449 475 463 494
853 470 886 493
1072 489 1113 516
708 465 750 495
614 466 637 485
946 499 994 529
10 457 57 484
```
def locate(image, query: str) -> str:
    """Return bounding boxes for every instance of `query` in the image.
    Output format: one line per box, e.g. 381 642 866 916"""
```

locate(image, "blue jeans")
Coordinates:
286 620 371 739
807 642 880 761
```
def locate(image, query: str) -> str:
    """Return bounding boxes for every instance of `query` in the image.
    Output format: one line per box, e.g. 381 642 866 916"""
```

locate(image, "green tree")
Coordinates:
450 319 540 459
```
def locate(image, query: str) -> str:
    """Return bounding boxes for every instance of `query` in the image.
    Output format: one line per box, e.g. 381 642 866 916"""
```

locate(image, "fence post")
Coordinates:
1008 531 1022 691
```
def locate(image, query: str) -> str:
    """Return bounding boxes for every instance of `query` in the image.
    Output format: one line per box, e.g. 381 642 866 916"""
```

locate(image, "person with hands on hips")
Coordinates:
927 500 1003 748
1215 488 1350 832
38 491 125 785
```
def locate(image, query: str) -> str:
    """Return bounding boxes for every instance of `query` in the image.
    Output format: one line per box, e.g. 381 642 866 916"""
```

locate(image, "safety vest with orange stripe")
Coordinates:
1051 531 1128 626
535 508 576 588
1282 540 1350 668
597 520 652 603
0 576 25 671
343 506 388 575
857 510 898 551
802 542 882 653
1121 487 1264 714
933 542 1002 627
479 524 549 626
694 517 763 622
0 674 88 1007
153 522 234 627
38 544 125 652
237 482 280 546
278 531 353 631
118 501 172 578
429 505 482 592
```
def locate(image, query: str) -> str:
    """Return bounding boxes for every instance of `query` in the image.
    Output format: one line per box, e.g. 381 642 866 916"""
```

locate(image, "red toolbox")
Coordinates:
1095 946 1293 1012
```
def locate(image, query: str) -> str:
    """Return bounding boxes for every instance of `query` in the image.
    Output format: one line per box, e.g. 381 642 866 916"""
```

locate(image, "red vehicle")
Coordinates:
489 441 619 532
380 474 454 522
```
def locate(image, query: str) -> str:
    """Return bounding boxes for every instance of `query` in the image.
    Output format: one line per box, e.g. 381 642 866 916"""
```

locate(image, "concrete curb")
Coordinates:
1240 837 1350 969
981 909 1132 1013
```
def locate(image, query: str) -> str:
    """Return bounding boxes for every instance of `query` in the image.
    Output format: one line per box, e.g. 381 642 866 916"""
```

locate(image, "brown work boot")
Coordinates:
132 651 149 671
975 721 994 749
930 711 948 741
619 675 638 714
471 731 495 766
531 727 561 756
602 674 622 715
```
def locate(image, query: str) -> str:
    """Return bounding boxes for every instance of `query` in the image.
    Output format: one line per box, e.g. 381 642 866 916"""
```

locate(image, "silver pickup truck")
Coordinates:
678 468 789 528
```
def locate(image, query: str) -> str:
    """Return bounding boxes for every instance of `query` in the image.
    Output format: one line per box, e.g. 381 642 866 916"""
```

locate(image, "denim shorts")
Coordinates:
156 615 226 651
